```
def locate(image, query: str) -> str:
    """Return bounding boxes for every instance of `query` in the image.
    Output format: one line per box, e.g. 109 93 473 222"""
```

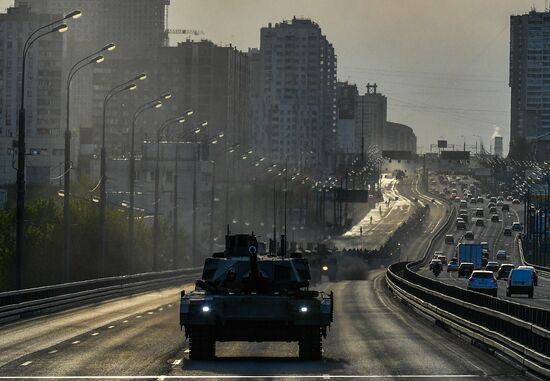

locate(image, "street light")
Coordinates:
98 73 146 278
15 15 75 289
63 44 114 283
153 111 193 271
128 93 171 273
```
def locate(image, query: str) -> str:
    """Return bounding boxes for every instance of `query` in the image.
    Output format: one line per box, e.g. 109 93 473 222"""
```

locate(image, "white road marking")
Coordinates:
91 332 99 336
71 340 80 344
147 311 154 315
158 308 164 311
122 320 129 323
0 374 489 379
168 304 173 307
19 361 32 366
183 349 190 353
171 359 182 366
108 325 115 329
48 350 57 354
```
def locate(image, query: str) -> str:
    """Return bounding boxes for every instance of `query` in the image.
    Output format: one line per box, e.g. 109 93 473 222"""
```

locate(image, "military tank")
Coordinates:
180 233 334 360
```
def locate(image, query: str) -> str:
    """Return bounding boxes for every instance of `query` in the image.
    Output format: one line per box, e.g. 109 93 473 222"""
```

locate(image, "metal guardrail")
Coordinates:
0 267 202 324
517 236 550 277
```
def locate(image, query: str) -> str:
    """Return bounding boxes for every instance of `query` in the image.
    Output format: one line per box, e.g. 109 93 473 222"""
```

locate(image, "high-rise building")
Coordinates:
494 135 503 158
256 17 337 167
384 122 417 153
510 9 550 158
336 82 358 154
355 83 387 153
0 5 65 185
18 0 170 173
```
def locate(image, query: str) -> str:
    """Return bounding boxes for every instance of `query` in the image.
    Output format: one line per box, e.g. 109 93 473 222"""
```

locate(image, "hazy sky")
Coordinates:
1 0 547 154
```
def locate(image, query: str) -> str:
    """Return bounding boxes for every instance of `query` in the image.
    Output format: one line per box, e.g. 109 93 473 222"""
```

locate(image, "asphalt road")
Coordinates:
419 174 550 308
0 175 525 380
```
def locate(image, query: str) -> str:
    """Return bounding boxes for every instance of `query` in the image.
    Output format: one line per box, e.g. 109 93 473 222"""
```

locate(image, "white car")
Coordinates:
496 250 507 260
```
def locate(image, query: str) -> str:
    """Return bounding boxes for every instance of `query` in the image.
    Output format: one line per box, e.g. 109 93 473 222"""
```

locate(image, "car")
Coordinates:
496 250 507 260
491 214 500 222
475 218 485 227
445 234 454 244
447 260 459 272
512 198 521 205
506 268 534 298
485 261 500 272
459 213 468 223
477 197 484 203
433 250 444 259
475 208 484 217
464 231 474 240
507 195 514 201
501 204 510 212
497 196 504 201
496 263 515 280
482 249 489 258
518 265 538 286
437 255 448 266
512 222 523 231
458 262 475 277
470 197 477 204
496 200 503 207
503 227 512 236
459 200 468 209
468 270 498 297
490 197 497 203
489 207 497 214
457 221 466 230
488 202 496 209
481 241 489 252
486 193 492 199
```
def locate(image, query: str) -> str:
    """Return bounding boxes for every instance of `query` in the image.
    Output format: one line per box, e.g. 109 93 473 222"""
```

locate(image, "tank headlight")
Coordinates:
322 265 329 272
300 306 308 313
202 306 210 312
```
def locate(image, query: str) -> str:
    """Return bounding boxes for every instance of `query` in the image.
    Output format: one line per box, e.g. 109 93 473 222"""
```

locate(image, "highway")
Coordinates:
0 176 525 379
418 174 550 308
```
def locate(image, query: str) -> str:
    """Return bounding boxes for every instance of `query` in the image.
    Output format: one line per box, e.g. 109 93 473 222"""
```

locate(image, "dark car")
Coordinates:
475 218 485 227
496 264 515 280
501 204 510 212
512 222 522 231
512 198 521 205
457 221 466 230
503 227 512 236
491 214 499 222
485 261 500 272
458 262 475 278
489 207 497 214
464 231 474 240
445 234 454 244
459 213 468 223
475 208 484 217
477 197 484 203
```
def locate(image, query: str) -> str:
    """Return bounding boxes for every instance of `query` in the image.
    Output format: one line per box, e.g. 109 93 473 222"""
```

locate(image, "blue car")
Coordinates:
447 260 459 272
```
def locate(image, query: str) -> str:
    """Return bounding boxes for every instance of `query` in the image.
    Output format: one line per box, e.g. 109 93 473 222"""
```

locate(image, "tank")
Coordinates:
179 233 334 360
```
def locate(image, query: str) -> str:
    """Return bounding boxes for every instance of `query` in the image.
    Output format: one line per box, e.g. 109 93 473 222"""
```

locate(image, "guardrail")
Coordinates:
386 182 550 377
517 236 550 277
0 267 202 324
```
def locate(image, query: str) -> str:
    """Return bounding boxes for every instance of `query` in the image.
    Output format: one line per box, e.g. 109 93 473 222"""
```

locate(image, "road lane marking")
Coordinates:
122 320 129 323
71 341 80 344
108 325 115 329
48 350 57 354
136 315 142 319
147 311 154 315
91 332 99 336
19 361 32 366
183 349 190 353
158 308 164 311
171 359 182 366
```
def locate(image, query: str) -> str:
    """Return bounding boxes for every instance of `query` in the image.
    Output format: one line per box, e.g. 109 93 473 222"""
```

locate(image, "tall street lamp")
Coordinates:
153 110 193 271
128 93 171 273
63 44 114 283
99 73 146 278
16 13 77 290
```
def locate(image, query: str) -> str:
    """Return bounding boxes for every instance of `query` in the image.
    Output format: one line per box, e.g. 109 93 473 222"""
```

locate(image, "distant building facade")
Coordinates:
384 122 417 153
494 135 503 157
336 82 357 153
0 5 65 185
510 9 550 158
355 83 387 153
255 17 337 168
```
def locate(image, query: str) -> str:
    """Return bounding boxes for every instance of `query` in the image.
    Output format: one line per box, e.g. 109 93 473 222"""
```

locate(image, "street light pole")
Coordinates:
128 93 171 273
15 19 74 290
99 73 146 278
64 46 113 283
153 112 192 271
